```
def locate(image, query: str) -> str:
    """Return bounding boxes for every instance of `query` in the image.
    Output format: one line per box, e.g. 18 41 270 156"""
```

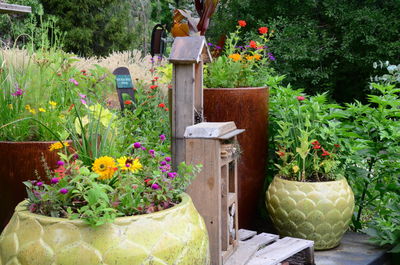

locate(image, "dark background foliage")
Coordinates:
207 0 400 102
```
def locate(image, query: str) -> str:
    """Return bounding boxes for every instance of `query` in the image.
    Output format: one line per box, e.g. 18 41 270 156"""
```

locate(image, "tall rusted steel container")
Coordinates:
204 87 269 229
0 141 61 231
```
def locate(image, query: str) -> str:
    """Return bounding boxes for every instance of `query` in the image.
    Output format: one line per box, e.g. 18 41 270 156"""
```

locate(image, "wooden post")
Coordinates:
169 36 211 170
185 122 244 265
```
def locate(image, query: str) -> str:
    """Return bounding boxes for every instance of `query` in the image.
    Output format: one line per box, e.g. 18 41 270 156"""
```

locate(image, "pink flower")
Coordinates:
159 134 166 141
69 78 79 86
151 183 160 190
59 188 68 194
80 99 87 105
133 142 141 148
51 178 59 184
296 96 305 101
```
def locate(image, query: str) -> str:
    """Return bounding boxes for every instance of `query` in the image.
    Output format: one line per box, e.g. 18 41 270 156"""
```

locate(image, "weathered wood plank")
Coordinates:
225 233 279 265
184 122 237 138
249 237 314 265
238 229 257 241
0 3 31 14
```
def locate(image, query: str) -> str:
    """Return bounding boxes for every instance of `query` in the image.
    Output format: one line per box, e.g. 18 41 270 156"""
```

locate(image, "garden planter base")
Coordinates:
0 193 210 265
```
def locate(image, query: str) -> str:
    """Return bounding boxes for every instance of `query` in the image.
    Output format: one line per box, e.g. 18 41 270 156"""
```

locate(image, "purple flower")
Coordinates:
73 153 79 160
69 78 79 86
159 134 166 141
151 183 160 190
168 172 177 179
215 46 221 50
30 180 37 184
161 169 167 172
133 142 141 148
149 149 155 157
36 182 43 187
207 42 213 46
29 203 37 212
268 52 276 61
51 178 59 184
160 161 167 166
165 157 171 162
59 188 68 194
11 88 24 97
141 146 147 151
57 160 65 166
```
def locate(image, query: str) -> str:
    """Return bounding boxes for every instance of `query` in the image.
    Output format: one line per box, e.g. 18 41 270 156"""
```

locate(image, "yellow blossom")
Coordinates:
49 101 57 108
25 105 31 110
7 104 13 110
29 108 36 115
38 108 46 112
49 141 70 151
117 156 143 172
293 165 300 173
92 156 117 180
228 53 241 62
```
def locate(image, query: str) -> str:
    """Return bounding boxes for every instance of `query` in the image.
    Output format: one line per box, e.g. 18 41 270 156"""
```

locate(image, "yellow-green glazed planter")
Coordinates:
266 177 354 250
0 193 210 265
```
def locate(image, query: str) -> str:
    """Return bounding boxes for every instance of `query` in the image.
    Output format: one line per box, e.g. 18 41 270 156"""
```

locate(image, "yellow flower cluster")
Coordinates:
25 105 36 114
24 101 57 114
49 141 70 151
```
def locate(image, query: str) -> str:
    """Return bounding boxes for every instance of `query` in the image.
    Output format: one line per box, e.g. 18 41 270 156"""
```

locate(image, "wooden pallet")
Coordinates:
225 229 315 265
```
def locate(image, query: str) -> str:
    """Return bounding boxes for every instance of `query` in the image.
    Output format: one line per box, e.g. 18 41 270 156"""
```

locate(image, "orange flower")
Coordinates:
258 27 268 34
124 100 132 105
238 20 246 27
249 40 257 48
228 53 241 62
254 54 261 60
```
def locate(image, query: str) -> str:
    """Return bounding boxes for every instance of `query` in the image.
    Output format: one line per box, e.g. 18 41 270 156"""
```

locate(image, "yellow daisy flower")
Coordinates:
7 104 13 110
38 108 46 112
117 156 143 172
25 105 31 110
292 165 300 173
29 108 36 114
93 156 117 180
49 141 70 151
228 53 241 62
49 101 57 107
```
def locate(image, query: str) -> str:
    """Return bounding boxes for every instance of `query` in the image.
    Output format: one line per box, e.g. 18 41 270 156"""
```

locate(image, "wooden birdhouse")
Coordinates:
169 36 212 170
184 122 244 265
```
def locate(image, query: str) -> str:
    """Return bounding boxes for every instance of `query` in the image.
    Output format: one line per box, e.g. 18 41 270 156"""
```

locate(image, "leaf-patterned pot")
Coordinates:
266 177 354 250
0 193 210 265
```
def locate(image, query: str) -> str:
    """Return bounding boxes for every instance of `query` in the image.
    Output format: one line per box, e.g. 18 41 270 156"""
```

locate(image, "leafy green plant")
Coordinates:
270 82 346 181
204 20 275 88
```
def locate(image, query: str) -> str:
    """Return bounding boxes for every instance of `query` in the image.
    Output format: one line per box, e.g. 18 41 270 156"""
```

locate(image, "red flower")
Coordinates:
165 108 169 111
124 100 132 105
249 40 257 48
154 77 159 80
334 144 340 148
168 84 173 89
158 103 166 108
296 96 305 101
312 140 321 149
258 27 268 34
278 151 285 157
150 85 158 90
238 20 247 27
321 148 331 156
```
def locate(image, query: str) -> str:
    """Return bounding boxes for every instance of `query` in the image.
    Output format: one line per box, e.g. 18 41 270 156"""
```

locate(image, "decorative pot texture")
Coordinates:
0 141 63 231
204 87 269 229
266 177 354 250
0 193 210 265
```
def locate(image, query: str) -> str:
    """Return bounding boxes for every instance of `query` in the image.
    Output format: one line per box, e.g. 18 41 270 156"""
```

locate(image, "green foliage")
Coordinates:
209 0 400 102
40 0 135 56
268 77 346 181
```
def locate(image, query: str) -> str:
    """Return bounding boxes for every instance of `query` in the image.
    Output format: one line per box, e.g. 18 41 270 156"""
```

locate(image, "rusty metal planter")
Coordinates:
0 141 63 231
204 87 269 229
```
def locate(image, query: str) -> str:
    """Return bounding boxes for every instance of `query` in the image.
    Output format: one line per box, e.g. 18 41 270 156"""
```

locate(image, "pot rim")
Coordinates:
13 193 191 225
274 175 348 185
204 86 269 90
0 140 72 144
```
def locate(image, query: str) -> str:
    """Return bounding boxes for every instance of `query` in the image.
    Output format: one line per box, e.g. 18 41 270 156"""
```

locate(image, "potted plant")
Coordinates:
265 88 354 250
0 130 209 264
0 47 114 229
203 20 275 228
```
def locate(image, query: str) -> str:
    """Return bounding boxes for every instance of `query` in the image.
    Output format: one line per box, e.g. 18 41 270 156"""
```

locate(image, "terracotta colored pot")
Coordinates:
0 141 65 231
0 193 210 265
204 87 269 229
266 177 355 249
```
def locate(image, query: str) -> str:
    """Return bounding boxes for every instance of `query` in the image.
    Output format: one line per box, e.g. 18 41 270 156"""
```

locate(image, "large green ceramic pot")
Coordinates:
0 193 210 265
266 177 354 250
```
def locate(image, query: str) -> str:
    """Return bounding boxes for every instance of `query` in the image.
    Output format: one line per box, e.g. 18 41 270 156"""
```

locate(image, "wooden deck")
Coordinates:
225 229 315 265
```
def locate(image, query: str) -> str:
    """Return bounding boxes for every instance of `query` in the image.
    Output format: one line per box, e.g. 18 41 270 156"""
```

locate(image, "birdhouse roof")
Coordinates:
169 36 212 64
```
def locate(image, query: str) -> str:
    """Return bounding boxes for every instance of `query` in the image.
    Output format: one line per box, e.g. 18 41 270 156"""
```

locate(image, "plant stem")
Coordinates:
356 157 375 225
